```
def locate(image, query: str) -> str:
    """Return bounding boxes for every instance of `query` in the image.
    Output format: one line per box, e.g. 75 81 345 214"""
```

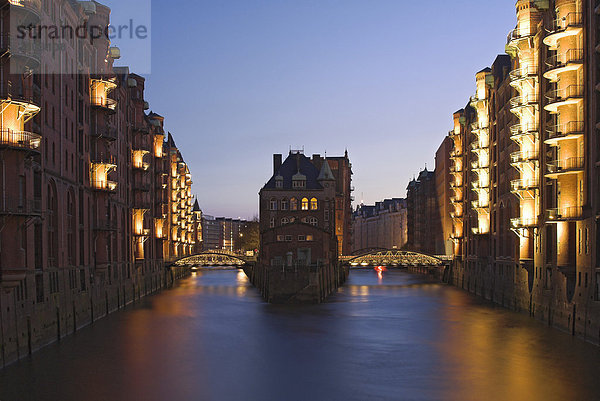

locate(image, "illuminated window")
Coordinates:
310 197 318 210
281 199 289 210
277 235 285 242
270 198 277 211
290 198 298 210
301 198 309 210
306 235 313 241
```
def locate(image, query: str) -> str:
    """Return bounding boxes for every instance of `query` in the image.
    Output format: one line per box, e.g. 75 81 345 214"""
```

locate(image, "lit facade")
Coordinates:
352 199 408 252
0 0 199 365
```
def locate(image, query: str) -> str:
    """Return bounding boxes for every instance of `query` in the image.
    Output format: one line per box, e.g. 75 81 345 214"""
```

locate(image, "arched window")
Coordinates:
310 197 318 210
269 198 277 211
47 181 58 268
290 198 298 211
281 217 289 225
301 198 309 210
309 217 318 226
281 199 289 211
66 189 75 265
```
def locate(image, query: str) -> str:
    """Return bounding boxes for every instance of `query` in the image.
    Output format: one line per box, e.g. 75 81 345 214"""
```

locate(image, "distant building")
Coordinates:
202 215 248 253
406 169 443 255
352 199 407 252
435 136 454 256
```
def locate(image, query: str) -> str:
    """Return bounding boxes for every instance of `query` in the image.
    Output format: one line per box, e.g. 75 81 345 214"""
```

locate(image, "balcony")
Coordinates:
510 123 539 143
0 197 41 216
8 0 42 19
0 33 41 67
545 121 584 145
471 180 489 190
511 179 538 197
544 49 583 81
93 219 118 231
509 65 538 88
469 94 486 108
511 217 538 229
510 95 538 112
543 13 583 49
134 228 151 237
471 160 489 172
546 157 585 178
91 180 117 193
510 150 539 166
450 148 463 159
450 196 463 204
507 27 536 48
0 129 41 152
91 97 117 113
90 124 118 141
544 85 583 113
472 200 489 210
471 125 489 137
546 206 584 222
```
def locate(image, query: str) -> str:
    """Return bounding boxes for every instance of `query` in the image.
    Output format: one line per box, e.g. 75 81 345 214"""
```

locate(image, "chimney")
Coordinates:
273 154 282 174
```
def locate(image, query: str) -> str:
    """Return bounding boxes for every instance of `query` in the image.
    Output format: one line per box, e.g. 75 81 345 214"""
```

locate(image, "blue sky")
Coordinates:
103 0 516 219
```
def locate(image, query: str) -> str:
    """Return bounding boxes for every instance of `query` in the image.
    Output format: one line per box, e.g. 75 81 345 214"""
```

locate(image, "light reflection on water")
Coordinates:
1 268 600 401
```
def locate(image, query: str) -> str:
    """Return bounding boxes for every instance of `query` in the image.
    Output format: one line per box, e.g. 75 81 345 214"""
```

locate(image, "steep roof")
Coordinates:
263 152 323 190
193 199 201 212
317 159 335 181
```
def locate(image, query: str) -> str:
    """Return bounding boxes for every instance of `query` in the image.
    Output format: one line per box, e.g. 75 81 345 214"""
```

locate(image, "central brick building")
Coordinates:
250 150 347 303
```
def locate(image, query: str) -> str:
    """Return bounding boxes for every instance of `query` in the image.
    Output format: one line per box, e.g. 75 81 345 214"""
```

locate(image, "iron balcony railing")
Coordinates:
545 49 584 70
91 154 117 166
510 95 539 109
91 180 117 192
510 123 539 141
545 85 584 103
511 150 539 164
93 219 118 231
0 197 41 215
91 124 118 141
472 200 490 210
507 27 535 46
511 217 538 228
547 12 582 34
91 97 117 112
546 157 585 174
509 65 538 82
0 129 41 151
546 121 584 141
0 33 41 64
9 0 42 14
547 206 583 221
511 179 538 192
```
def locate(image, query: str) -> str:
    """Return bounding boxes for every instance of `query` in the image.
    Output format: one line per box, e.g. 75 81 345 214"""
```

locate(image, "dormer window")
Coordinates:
292 179 305 189
275 175 283 189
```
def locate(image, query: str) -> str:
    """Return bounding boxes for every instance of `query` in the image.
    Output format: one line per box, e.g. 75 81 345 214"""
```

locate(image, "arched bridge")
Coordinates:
340 250 444 267
172 250 256 267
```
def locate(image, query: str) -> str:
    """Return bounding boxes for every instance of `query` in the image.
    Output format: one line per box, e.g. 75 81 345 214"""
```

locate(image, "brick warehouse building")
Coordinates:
252 151 347 303
0 0 200 365
436 0 600 344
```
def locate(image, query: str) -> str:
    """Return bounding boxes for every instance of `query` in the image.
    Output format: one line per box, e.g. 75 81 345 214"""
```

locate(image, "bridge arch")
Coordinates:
341 250 443 267
172 250 253 267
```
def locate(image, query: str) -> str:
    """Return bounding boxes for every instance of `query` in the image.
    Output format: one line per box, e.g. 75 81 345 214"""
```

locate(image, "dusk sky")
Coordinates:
104 0 516 219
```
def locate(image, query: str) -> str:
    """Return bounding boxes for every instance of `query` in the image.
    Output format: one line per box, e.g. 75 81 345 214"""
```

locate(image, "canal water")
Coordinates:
1 269 600 401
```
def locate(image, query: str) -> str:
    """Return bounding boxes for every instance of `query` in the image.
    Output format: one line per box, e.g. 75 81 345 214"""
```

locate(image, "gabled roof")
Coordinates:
263 152 323 190
193 199 201 212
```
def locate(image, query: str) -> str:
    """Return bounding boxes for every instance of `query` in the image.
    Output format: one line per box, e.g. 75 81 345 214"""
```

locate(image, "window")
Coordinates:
290 198 298 211
309 217 318 226
270 198 278 211
585 228 589 254
298 235 306 241
281 217 289 225
293 180 305 189
275 179 283 189
285 235 292 242
35 274 44 303
310 197 318 210
281 199 289 210
306 235 314 241
325 209 329 222
302 198 309 210
270 217 275 228
596 273 600 301
80 269 86 291
277 235 285 242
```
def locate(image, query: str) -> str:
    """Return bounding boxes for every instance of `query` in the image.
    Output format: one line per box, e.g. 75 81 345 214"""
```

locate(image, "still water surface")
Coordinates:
1 269 600 401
